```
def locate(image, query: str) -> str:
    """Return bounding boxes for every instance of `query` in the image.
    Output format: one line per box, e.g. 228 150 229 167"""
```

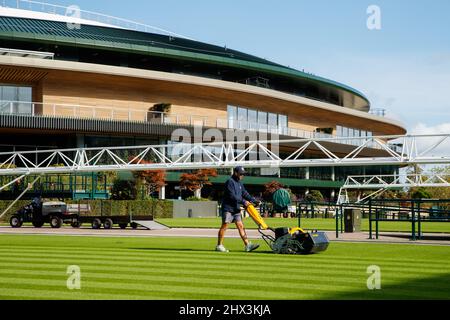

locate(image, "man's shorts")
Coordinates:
222 211 242 224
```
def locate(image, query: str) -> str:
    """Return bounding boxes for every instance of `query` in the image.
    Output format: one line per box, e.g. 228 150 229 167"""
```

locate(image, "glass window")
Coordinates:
18 87 32 102
2 86 16 101
258 111 267 125
354 129 360 145
17 87 32 114
227 105 237 129
238 107 247 121
227 105 237 119
227 106 288 133
336 125 342 136
343 127 349 137
238 107 248 130
268 113 277 126
278 115 288 128
248 109 257 130
348 128 354 137
1 85 33 114
248 109 257 124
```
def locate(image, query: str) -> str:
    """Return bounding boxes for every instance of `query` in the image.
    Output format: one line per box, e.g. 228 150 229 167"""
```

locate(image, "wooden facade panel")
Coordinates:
0 65 406 136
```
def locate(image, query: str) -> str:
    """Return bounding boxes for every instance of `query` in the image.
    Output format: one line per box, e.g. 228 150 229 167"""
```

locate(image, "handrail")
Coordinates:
0 0 193 40
0 47 54 59
0 100 400 150
369 108 387 117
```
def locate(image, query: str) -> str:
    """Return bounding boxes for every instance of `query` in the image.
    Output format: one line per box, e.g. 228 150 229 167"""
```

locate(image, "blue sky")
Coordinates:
57 0 450 133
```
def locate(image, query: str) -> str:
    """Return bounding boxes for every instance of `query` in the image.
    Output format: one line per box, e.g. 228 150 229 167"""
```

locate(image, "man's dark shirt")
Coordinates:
221 175 256 214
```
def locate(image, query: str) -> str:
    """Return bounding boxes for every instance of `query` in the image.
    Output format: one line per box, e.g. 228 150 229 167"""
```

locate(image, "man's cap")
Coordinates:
234 166 246 175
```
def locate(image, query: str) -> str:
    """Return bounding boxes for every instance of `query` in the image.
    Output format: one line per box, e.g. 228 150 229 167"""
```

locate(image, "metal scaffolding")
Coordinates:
0 134 448 177
338 172 450 204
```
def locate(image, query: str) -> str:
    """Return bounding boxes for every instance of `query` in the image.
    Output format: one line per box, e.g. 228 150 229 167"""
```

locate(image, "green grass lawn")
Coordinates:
0 234 449 300
2 218 449 233
157 217 450 233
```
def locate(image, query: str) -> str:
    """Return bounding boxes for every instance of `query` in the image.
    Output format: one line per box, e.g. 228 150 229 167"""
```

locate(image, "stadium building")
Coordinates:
0 2 407 201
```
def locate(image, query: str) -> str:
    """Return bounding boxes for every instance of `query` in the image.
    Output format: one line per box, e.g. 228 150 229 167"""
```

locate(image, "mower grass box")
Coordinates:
246 204 330 254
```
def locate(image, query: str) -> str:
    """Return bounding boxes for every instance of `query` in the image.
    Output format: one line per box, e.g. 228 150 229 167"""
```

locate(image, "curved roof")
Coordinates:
0 13 371 110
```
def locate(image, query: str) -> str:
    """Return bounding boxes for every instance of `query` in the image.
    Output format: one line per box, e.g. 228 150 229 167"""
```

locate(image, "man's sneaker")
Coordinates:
245 243 260 252
216 245 229 253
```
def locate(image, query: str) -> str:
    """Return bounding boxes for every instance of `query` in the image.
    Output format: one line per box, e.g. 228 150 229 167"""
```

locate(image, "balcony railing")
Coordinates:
0 100 402 152
369 108 387 117
0 47 54 59
0 0 192 39
0 100 321 137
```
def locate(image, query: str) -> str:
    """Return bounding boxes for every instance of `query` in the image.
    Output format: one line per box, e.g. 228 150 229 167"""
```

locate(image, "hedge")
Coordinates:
0 199 173 222
0 200 33 222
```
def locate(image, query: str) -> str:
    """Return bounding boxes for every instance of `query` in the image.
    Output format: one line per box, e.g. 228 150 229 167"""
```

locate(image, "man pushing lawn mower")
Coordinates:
216 166 261 253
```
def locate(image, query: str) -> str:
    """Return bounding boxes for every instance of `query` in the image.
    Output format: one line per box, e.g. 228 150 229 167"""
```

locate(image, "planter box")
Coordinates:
172 200 218 218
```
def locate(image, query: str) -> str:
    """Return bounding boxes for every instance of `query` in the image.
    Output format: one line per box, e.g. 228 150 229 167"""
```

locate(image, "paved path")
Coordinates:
1 226 450 246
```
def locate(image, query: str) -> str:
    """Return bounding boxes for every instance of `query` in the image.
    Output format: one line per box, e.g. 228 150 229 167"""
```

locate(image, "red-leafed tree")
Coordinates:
129 157 166 197
180 169 218 199
263 181 284 201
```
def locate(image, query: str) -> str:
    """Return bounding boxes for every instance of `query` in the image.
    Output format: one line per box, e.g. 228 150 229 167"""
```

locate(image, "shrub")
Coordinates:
111 179 137 200
0 199 173 222
185 196 210 202
305 190 324 203
410 188 433 199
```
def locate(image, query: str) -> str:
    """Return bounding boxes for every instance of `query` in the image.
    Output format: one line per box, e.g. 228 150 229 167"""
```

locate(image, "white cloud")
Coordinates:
410 123 450 135
409 123 450 158
291 52 450 131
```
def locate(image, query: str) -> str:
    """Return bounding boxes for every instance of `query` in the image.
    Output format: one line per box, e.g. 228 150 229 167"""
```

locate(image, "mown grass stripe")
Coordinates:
3 261 447 286
1 260 446 282
0 285 258 300
1 246 448 266
0 252 450 272
0 277 350 300
1 234 449 300
2 247 450 265
2 268 449 294
0 256 446 278
0 276 444 300
1 261 448 294
1 275 441 300
0 255 447 276
0 271 367 296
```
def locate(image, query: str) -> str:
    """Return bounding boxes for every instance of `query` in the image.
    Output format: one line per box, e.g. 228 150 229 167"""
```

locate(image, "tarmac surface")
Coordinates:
1 226 450 246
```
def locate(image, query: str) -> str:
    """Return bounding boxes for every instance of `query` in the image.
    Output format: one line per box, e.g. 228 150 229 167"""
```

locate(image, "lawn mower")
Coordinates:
246 204 329 254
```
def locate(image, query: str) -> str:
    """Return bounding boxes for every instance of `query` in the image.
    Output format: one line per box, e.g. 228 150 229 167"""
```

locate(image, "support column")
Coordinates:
159 139 167 200
305 167 310 195
159 186 166 200
331 167 336 199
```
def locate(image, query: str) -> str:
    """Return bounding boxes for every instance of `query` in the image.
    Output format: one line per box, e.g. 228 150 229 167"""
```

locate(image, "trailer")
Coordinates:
75 215 155 230
10 200 167 230
66 203 161 229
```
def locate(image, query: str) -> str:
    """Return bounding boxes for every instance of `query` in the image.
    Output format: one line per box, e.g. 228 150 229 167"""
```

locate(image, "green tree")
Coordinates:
428 165 450 199
410 188 432 199
263 181 284 201
305 190 324 203
111 180 137 200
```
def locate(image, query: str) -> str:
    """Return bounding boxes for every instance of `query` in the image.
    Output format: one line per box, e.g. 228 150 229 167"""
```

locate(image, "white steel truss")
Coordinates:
0 134 449 177
338 173 450 204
